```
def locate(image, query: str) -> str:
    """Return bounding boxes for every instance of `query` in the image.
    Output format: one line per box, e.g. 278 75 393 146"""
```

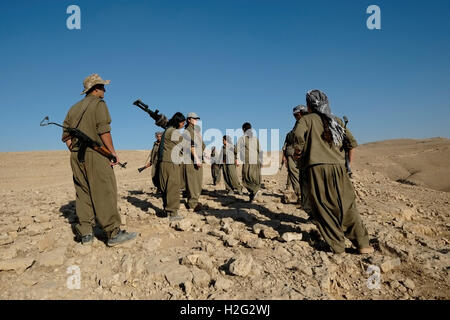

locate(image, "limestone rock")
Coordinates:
214 277 233 291
223 236 239 247
252 224 265 235
229 255 253 277
192 267 211 287
37 247 67 267
170 219 192 231
72 243 92 256
261 228 279 240
380 257 402 273
281 232 303 242
403 278 415 290
0 257 34 273
164 265 193 286
246 238 265 249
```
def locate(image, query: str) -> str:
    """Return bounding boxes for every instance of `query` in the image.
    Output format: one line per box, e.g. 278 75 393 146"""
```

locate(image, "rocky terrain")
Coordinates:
0 138 449 300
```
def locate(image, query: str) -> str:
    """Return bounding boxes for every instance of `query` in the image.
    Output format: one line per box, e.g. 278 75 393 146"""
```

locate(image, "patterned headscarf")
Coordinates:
306 89 345 146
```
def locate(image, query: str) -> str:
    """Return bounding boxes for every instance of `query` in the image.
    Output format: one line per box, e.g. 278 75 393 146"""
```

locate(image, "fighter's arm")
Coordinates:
292 117 308 160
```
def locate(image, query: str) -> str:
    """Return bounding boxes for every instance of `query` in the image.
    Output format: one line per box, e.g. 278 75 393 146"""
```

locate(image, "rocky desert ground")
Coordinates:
0 138 449 300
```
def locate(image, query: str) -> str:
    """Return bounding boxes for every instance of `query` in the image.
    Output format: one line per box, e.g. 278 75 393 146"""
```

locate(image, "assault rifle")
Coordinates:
138 166 149 173
342 116 352 178
132 99 169 129
40 116 127 168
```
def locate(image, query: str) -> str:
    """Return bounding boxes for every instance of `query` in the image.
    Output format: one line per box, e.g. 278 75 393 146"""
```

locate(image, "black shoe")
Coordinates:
80 233 94 244
107 230 138 247
166 211 184 221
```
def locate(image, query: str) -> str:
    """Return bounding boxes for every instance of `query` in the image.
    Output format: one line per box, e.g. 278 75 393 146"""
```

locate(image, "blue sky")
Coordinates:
0 0 449 151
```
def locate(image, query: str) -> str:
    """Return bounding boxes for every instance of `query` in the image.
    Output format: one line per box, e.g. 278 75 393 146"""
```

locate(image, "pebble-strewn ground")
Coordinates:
0 145 449 300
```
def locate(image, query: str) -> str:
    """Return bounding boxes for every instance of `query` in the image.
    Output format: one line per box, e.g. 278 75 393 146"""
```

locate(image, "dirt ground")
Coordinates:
0 138 449 300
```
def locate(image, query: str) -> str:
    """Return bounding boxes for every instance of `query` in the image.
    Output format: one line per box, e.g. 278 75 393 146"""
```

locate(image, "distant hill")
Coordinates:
354 138 450 192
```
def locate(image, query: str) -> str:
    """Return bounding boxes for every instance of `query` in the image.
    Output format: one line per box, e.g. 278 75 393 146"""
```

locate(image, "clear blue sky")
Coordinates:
0 0 449 151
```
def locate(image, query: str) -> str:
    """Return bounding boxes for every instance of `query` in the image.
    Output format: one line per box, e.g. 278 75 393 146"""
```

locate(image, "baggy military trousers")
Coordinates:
184 163 203 209
211 164 222 185
305 163 370 253
159 161 181 214
70 150 121 238
242 163 261 195
286 155 300 196
223 164 242 192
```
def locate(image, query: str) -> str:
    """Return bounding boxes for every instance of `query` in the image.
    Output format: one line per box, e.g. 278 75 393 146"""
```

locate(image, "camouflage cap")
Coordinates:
80 73 111 95
187 112 200 119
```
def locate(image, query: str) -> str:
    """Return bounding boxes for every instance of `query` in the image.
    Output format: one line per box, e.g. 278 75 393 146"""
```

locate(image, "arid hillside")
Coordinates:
0 138 448 300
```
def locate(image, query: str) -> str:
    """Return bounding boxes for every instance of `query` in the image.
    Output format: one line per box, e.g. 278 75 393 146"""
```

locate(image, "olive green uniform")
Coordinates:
150 140 161 191
293 113 369 253
183 123 205 209
220 144 243 193
159 127 183 214
62 95 121 238
238 134 262 196
282 119 301 197
210 148 222 185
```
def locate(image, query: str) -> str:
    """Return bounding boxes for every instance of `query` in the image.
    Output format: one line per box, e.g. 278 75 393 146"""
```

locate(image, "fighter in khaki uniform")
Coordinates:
282 105 308 205
220 135 243 195
143 132 163 193
210 146 222 186
62 74 137 246
183 113 206 212
293 89 374 255
237 122 262 202
159 112 186 220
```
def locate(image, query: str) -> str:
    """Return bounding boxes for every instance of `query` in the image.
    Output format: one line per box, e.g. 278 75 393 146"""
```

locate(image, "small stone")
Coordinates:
403 278 415 290
0 257 34 273
246 238 264 249
229 255 253 277
209 229 226 238
281 232 303 242
261 228 279 240
170 219 192 231
252 224 265 235
300 267 313 277
214 277 233 291
72 244 92 256
37 247 67 267
223 236 239 247
380 257 401 273
181 254 199 267
38 234 54 252
192 267 211 287
164 265 193 286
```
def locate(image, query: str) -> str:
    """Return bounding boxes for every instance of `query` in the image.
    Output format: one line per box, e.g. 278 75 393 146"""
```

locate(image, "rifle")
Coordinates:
342 116 353 178
132 99 169 129
138 166 148 173
40 116 127 168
